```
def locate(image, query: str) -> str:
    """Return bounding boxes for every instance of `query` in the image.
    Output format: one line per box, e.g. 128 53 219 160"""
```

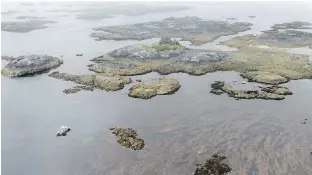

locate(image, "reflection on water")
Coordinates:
2 1 312 175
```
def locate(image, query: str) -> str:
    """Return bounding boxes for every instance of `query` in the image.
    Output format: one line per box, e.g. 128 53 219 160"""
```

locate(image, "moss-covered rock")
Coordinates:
128 77 181 99
109 127 145 151
210 81 292 100
48 71 131 92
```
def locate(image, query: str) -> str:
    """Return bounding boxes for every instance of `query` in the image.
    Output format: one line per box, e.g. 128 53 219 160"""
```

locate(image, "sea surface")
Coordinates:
1 1 312 175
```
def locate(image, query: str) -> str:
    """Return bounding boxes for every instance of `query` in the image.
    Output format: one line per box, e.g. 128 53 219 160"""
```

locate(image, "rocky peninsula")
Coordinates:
90 16 253 45
1 55 63 77
128 77 181 99
210 81 292 100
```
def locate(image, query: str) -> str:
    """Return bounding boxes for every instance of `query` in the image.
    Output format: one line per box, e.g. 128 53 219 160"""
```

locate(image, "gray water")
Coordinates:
2 1 312 175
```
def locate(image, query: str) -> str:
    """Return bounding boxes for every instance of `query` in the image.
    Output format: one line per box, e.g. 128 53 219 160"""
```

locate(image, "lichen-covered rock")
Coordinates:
90 16 252 45
128 77 181 99
63 85 94 94
48 71 131 92
240 71 289 85
1 55 63 77
194 153 232 175
210 81 292 100
109 127 145 151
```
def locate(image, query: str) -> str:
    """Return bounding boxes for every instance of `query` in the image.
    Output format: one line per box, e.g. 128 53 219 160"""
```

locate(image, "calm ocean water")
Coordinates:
1 1 312 175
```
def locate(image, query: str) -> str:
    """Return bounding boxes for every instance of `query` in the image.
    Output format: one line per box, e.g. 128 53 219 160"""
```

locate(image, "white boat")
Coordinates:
56 125 71 137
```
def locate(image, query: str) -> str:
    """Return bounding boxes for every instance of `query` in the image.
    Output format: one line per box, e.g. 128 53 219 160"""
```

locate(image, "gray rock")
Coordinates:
1 55 63 77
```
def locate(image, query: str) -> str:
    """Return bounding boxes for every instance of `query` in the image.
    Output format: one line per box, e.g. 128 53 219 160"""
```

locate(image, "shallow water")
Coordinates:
1 1 312 175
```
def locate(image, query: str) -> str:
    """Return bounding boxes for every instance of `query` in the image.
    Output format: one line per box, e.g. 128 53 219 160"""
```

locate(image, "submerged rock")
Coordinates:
48 71 131 92
90 16 252 45
210 81 292 100
128 77 181 99
109 127 145 151
1 55 63 77
240 71 289 85
194 153 232 175
1 20 56 33
63 85 94 94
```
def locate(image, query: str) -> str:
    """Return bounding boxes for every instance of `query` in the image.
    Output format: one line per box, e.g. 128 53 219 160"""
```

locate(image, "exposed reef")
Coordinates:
109 127 145 151
128 77 181 99
90 16 252 45
63 85 94 94
48 71 132 92
210 81 292 100
1 55 63 77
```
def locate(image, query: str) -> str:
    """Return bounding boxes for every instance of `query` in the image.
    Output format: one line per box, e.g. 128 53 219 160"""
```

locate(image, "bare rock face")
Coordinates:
1 55 63 77
128 77 181 99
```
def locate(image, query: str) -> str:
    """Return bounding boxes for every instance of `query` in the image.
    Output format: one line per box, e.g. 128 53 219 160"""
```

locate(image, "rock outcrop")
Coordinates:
109 127 145 151
1 55 63 77
128 77 181 99
210 81 292 100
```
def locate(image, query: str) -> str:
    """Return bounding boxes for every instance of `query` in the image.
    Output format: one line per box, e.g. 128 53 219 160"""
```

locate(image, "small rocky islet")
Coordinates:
1 19 57 33
210 81 292 100
109 127 145 151
1 55 63 77
48 71 132 93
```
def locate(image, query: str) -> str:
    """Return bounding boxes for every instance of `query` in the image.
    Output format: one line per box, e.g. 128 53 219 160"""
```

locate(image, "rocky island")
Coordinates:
109 127 145 151
1 55 63 77
210 81 292 100
90 16 253 45
222 21 312 49
88 37 312 85
48 71 132 93
128 77 181 99
1 20 56 33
